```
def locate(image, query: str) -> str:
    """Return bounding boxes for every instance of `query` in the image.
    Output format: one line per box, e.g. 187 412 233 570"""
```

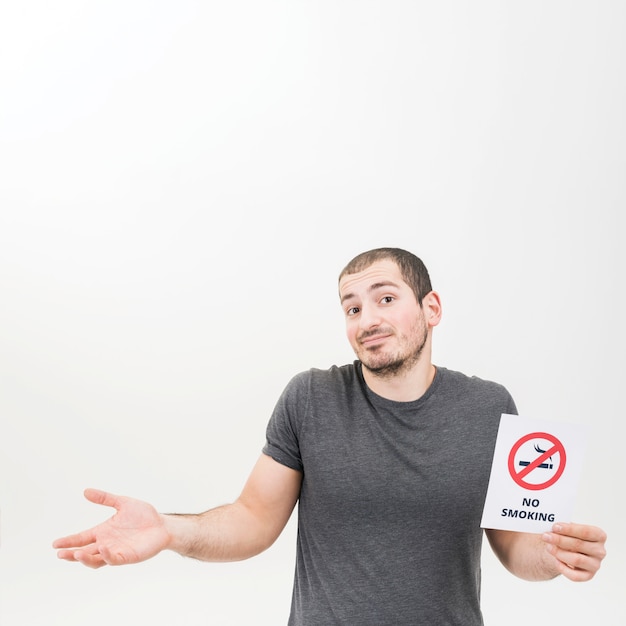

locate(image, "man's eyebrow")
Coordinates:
340 281 401 304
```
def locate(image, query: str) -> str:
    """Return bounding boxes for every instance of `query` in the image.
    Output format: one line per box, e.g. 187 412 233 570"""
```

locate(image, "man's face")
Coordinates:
339 259 430 378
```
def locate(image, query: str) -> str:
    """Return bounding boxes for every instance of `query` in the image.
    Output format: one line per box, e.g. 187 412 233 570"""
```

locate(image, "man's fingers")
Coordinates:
551 522 607 543
543 522 607 581
73 548 108 569
55 548 80 561
556 564 589 582
56 544 108 568
56 544 106 568
547 543 593 569
545 522 607 559
52 529 96 549
52 489 122 549
83 488 122 510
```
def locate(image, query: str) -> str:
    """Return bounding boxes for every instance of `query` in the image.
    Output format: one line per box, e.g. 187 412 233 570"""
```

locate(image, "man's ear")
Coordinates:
422 291 442 328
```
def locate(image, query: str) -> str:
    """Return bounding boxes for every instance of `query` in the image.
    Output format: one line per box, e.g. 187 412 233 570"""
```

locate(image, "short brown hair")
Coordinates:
339 248 432 304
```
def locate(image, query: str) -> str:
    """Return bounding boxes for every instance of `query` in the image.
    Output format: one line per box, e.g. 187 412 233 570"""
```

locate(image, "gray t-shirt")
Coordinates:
263 362 517 625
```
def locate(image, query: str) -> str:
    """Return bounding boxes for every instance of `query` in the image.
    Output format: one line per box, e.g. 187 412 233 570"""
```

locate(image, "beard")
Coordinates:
356 318 429 380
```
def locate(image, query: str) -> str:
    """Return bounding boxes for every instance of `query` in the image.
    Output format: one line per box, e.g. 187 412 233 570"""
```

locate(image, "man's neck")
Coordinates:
362 360 436 402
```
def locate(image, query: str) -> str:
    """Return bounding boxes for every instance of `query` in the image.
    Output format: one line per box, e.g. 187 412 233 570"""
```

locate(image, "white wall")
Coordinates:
1 2 624 624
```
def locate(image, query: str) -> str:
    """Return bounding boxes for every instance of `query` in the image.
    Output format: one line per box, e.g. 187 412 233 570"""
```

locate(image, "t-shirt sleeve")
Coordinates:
504 387 518 416
262 371 308 473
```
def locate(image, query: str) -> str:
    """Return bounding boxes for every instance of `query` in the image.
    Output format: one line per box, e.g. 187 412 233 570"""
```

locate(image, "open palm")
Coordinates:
53 488 170 568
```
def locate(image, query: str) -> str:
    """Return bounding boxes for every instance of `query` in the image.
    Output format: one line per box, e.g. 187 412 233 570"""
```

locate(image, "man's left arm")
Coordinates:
485 523 607 582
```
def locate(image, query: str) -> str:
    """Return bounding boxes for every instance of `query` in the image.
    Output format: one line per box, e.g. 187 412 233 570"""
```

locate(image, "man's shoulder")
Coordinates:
436 366 511 398
277 362 362 413
295 361 360 389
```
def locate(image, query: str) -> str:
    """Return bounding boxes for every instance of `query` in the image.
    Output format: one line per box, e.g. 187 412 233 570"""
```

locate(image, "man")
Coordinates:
53 248 607 625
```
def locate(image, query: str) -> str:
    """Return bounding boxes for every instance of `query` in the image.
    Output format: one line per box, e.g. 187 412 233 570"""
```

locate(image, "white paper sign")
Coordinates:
480 414 588 533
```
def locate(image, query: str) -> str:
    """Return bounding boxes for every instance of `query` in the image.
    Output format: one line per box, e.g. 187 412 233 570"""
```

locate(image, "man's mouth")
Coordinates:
359 333 392 346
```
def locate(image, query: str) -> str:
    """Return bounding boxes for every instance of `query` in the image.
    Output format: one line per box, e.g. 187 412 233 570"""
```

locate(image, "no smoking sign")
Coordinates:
481 414 588 532
508 431 566 491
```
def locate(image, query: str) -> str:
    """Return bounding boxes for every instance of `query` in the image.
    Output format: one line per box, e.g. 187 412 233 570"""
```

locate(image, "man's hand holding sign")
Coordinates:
482 414 607 582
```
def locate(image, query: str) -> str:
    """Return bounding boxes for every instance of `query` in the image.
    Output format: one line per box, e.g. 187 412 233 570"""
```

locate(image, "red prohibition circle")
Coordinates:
507 431 566 491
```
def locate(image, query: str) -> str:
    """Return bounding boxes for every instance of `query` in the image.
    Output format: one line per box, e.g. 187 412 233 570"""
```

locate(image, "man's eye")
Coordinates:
347 307 360 316
381 296 394 304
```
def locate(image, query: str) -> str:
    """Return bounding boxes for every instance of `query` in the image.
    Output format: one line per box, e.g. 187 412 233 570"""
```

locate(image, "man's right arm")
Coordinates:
165 454 301 561
53 454 302 568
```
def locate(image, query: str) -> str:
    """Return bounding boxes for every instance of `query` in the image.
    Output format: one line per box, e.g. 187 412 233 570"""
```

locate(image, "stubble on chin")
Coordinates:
358 331 428 381
360 348 417 380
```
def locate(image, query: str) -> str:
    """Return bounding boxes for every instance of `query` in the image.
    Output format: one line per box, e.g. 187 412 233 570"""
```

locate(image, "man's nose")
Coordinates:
359 305 382 330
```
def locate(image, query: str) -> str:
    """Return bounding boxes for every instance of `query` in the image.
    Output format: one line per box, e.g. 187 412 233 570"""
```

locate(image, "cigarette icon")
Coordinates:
518 444 554 470
518 460 554 469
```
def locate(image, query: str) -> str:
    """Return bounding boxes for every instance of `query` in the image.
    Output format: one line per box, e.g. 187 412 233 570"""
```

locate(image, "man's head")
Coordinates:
338 248 433 306
338 248 441 380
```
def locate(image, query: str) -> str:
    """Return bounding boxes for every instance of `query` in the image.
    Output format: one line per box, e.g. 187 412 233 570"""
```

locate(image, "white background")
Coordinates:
1 2 624 624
